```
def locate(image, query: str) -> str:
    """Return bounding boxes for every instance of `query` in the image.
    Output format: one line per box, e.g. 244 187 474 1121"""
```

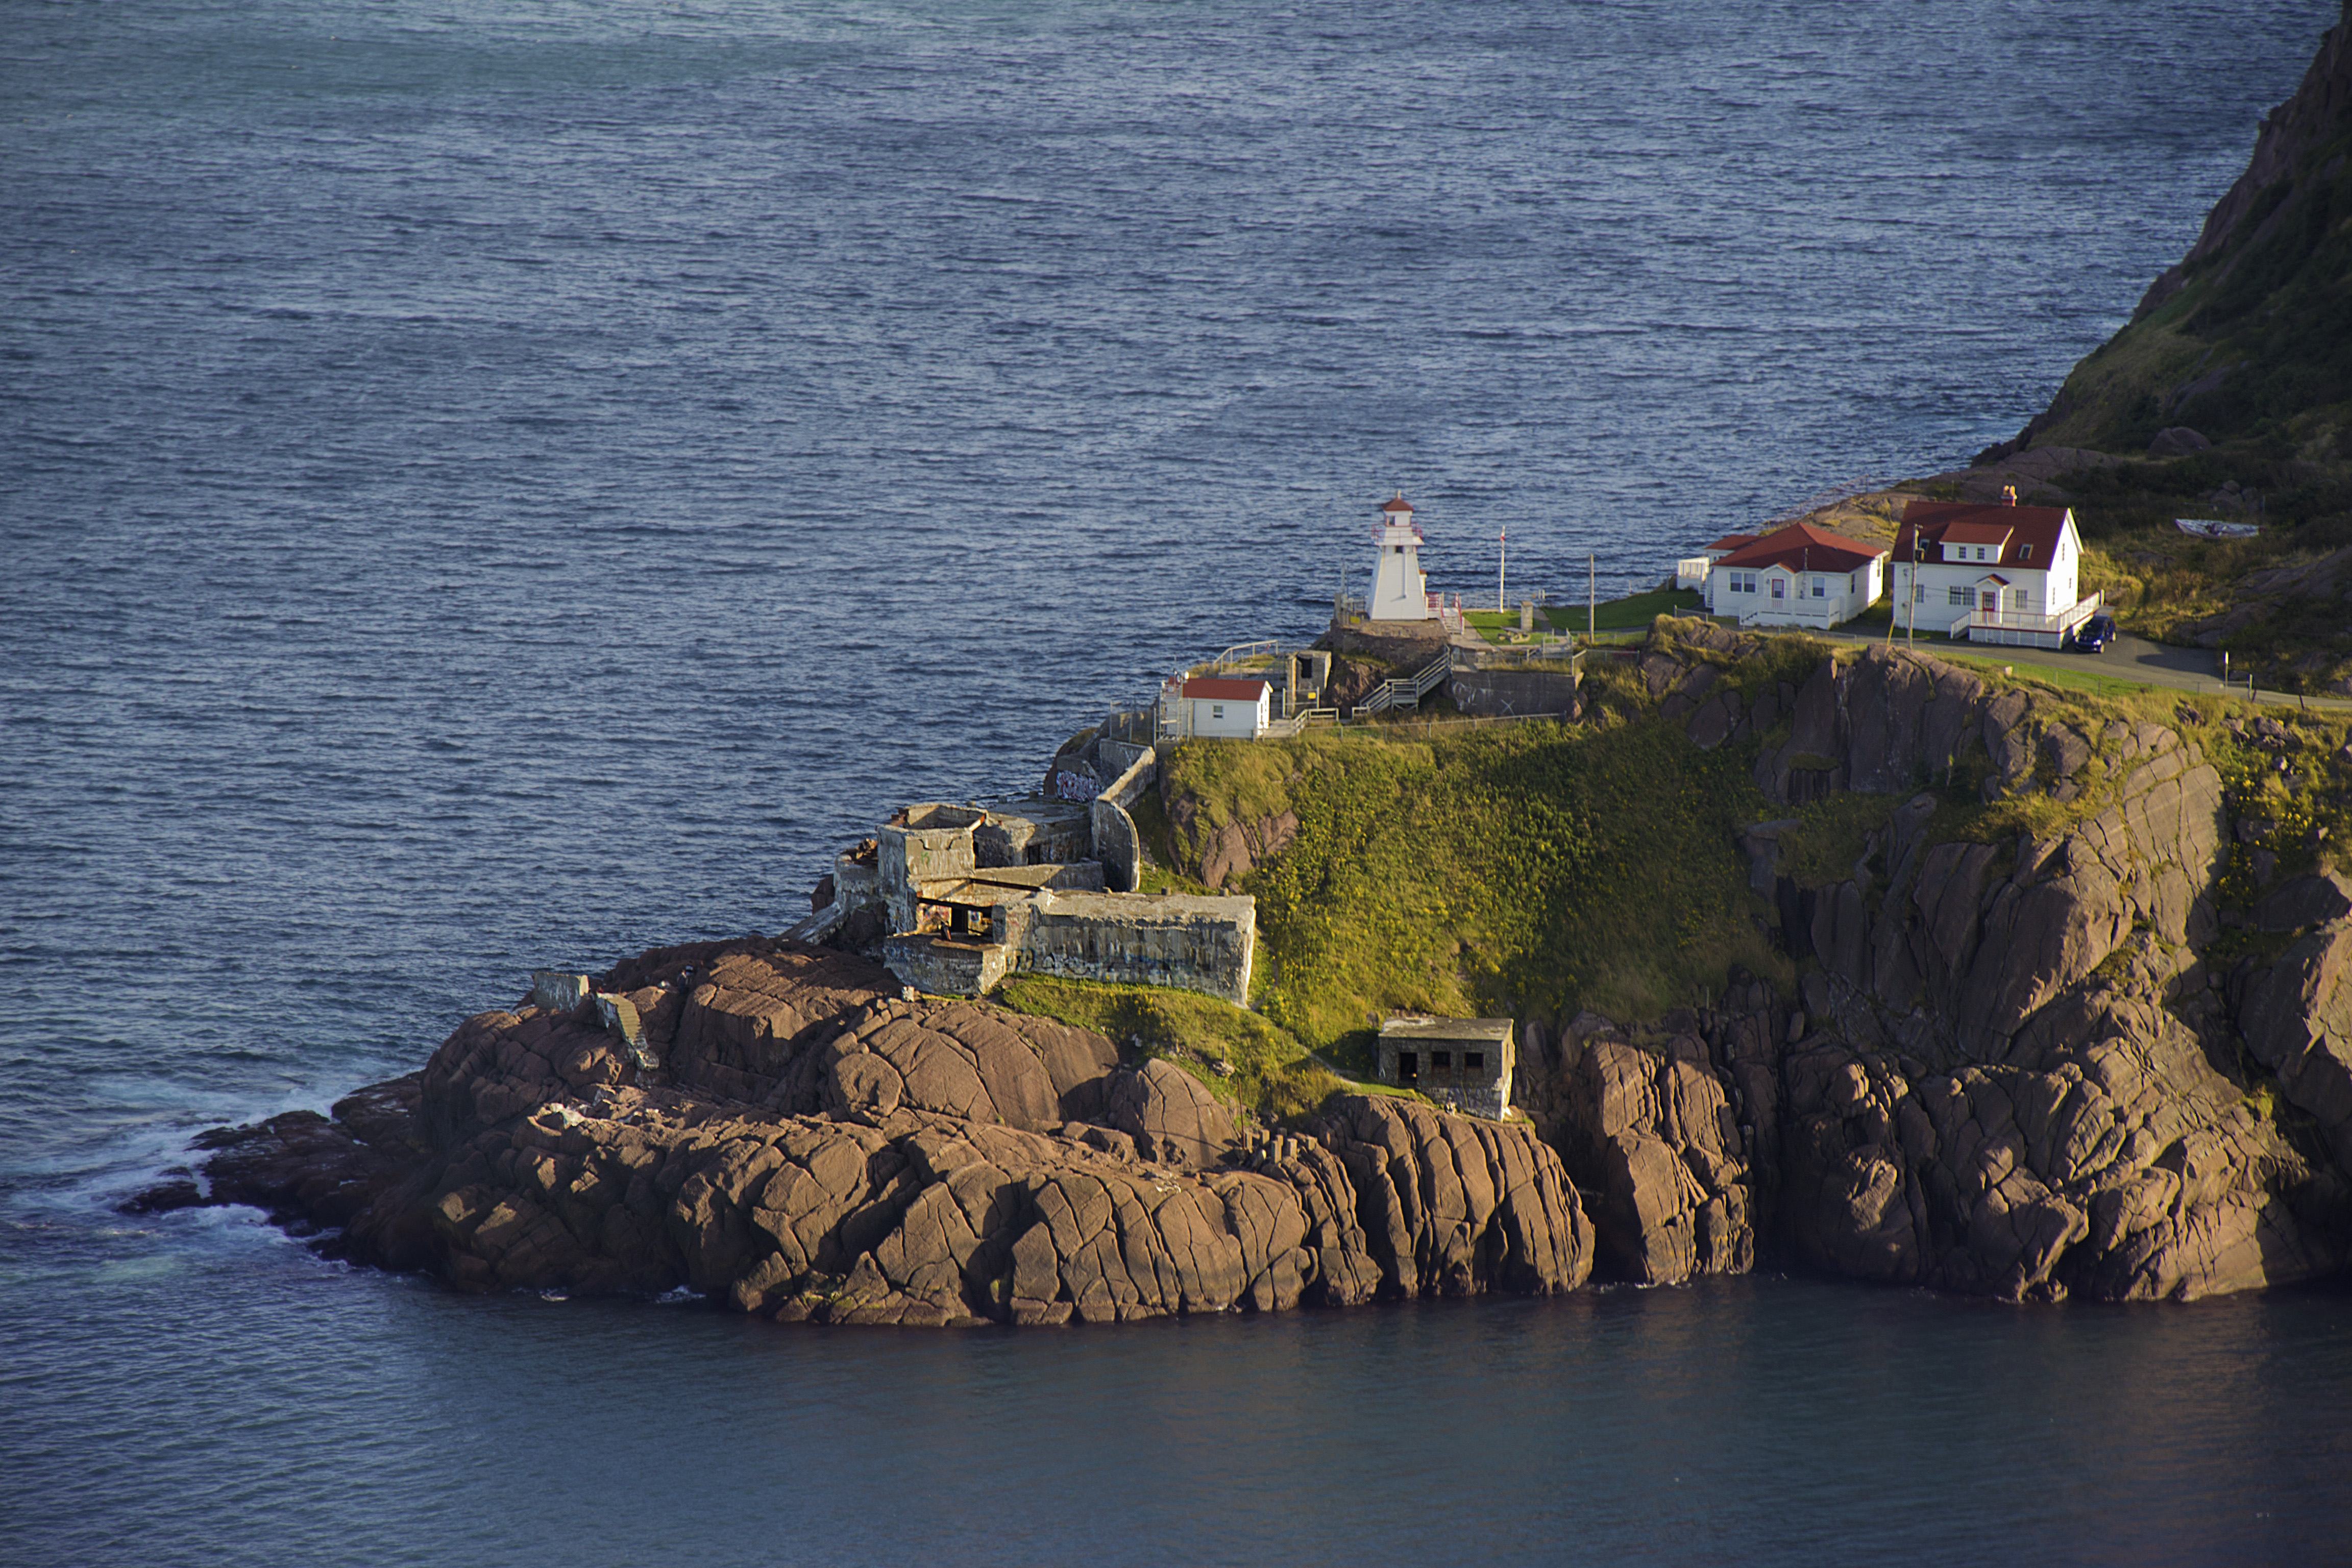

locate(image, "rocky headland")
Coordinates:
144 14 2352 1323
158 622 2352 1318
166 939 1591 1325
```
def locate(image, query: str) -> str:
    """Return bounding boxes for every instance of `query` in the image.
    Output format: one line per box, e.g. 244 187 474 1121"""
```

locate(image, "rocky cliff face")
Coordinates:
176 936 1592 1325
1512 627 2352 1301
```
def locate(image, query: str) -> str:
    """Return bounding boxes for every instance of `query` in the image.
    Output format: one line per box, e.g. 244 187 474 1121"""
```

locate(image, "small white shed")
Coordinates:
1180 677 1272 739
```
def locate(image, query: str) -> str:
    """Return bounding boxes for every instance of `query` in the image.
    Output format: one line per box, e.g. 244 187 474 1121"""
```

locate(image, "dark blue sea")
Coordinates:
5 2 2349 1562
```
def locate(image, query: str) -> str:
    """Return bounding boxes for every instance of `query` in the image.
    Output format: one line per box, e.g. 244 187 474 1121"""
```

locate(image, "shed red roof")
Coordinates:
1182 677 1271 701
1711 521 1885 575
1895 501 2075 571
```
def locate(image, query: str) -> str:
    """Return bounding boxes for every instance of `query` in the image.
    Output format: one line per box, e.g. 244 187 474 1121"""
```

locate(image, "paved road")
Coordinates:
1820 628 2352 710
1574 615 2351 710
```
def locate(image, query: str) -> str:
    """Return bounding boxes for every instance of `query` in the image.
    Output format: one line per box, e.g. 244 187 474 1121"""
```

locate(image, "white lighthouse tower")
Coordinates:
1367 492 1430 621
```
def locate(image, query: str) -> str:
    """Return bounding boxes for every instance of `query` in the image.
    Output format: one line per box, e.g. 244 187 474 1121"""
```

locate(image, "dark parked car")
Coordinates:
2067 613 2116 653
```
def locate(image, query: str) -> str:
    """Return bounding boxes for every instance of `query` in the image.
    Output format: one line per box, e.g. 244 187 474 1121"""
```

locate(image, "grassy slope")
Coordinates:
1142 626 2352 1073
1152 634 1818 1052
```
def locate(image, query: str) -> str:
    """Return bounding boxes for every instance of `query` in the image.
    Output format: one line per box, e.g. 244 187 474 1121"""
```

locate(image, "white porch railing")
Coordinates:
1962 592 2101 640
1737 600 1849 629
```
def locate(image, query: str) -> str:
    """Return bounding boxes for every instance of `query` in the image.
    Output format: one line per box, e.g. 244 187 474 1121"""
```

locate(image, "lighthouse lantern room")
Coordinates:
1368 493 1430 621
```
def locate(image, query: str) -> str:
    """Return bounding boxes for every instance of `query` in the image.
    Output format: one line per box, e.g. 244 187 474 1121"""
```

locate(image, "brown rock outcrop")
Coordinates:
177 937 1594 1326
1535 1025 1753 1284
1778 958 2344 1301
2238 922 2352 1173
1312 1095 1594 1297
1527 629 2352 1302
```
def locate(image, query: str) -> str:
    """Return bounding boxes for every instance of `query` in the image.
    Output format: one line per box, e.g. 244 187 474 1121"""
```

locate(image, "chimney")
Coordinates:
2002 484 2018 507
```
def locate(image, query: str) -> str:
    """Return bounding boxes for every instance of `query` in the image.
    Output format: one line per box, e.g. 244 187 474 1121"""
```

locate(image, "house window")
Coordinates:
1731 571 1757 594
2020 544 2033 562
1432 1050 1452 1068
1811 576 1827 599
1948 586 1970 606
1464 1052 1484 1071
1914 584 1928 603
2012 588 2029 609
1212 704 1226 719
1848 572 1857 594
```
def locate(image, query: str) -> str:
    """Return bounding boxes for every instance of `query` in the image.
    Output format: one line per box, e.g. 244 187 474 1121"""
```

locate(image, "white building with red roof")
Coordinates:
1177 676 1272 739
1702 522 1888 628
1890 500 2095 647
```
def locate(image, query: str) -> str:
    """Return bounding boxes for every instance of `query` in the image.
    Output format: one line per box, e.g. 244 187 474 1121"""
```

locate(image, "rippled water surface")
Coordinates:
5 1 2350 1561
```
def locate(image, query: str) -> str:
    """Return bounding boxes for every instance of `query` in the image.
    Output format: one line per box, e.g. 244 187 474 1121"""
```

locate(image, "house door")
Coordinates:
1980 590 1999 612
1397 1051 1418 1087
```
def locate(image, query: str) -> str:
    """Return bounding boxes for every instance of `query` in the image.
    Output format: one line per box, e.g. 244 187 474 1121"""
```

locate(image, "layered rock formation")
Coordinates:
1512 629 2352 1301
179 937 1593 1324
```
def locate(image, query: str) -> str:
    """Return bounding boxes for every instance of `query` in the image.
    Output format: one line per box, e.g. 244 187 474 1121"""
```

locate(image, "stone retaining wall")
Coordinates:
1018 890 1254 1005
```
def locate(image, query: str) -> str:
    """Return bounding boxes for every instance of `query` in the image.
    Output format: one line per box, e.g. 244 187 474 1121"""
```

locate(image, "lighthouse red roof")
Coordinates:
1378 494 1415 514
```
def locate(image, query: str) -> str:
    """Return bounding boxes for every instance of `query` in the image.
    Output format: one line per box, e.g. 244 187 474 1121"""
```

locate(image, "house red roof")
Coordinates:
1895 501 2073 571
1702 532 1757 554
1182 677 1271 701
1711 522 1886 575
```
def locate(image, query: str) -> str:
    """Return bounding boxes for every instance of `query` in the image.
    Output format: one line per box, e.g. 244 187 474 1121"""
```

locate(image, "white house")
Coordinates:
1178 677 1272 738
1890 501 2097 647
1704 522 1888 628
1368 492 1430 621
1677 531 1757 590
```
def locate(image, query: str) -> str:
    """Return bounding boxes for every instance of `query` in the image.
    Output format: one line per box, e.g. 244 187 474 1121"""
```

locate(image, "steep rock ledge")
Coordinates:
1510 629 2352 1300
172 937 1592 1325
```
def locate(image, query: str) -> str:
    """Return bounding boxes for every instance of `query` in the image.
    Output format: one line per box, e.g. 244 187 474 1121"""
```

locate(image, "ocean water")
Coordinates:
4 1 2348 1561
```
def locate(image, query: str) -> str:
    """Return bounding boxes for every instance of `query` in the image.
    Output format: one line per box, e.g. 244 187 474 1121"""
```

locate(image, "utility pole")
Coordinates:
1498 527 1507 613
1588 552 1597 644
1886 523 1902 648
1906 522 1917 648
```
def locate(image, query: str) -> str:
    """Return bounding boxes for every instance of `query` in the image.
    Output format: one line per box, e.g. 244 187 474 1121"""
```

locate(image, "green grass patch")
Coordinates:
994 974 1348 1125
1158 714 1787 1046
1526 587 1703 635
1463 609 1580 646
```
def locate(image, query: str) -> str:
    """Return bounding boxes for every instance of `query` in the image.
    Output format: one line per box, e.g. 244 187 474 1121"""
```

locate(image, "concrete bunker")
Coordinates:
1378 1016 1515 1119
793 750 1259 1009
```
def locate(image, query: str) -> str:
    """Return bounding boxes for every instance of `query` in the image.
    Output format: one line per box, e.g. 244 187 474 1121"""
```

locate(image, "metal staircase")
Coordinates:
1354 648 1454 717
